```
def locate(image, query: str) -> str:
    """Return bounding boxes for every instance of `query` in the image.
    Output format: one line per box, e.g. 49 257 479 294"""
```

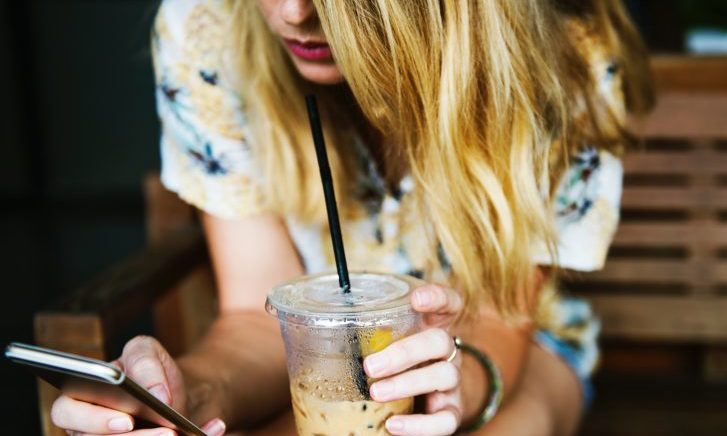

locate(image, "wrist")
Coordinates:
461 348 490 423
457 340 504 432
177 355 228 426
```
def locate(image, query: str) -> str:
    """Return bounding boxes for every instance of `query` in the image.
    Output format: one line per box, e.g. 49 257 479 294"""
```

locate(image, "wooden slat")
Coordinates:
588 295 727 342
704 347 727 381
144 173 195 244
613 222 727 246
621 187 727 209
154 265 217 357
588 259 697 282
623 150 727 174
581 401 727 436
599 343 700 375
651 55 727 92
144 173 215 358
39 226 207 346
34 314 105 358
145 175 218 357
713 262 727 282
633 93 727 138
37 383 65 436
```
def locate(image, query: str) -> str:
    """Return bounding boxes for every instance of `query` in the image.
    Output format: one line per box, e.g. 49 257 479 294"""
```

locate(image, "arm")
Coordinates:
178 211 304 430
355 269 549 436
457 267 546 424
49 211 303 435
460 267 583 436
472 343 582 436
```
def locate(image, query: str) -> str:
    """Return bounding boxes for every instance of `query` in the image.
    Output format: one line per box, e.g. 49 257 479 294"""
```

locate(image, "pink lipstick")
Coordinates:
284 39 333 61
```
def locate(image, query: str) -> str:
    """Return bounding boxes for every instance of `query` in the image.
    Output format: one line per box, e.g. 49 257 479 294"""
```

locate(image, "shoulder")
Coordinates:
153 2 265 220
534 147 623 272
153 0 245 139
156 0 229 30
154 0 232 68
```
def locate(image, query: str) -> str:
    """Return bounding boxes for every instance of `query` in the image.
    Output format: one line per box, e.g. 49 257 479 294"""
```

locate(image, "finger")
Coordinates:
385 407 461 436
411 285 463 315
364 328 455 378
51 395 134 434
66 428 177 436
370 361 459 402
426 390 463 415
121 336 172 405
201 418 226 436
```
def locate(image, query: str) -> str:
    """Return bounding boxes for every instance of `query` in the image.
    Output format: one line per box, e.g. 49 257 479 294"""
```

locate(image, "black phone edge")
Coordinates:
5 342 207 436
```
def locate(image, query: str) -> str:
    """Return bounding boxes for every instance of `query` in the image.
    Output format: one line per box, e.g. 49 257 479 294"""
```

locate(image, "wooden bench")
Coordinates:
33 55 727 436
33 178 216 436
575 56 727 436
569 56 727 370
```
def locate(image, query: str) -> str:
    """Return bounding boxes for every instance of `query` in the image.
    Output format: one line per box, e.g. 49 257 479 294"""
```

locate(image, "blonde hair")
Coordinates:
573 0 654 115
228 2 360 221
558 0 654 149
228 0 651 318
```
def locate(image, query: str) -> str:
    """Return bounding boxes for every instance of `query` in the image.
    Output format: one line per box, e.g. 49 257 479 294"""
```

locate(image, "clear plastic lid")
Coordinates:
266 272 422 327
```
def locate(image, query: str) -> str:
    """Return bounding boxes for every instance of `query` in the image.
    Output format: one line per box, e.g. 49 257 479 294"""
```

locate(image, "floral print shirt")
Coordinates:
152 0 625 397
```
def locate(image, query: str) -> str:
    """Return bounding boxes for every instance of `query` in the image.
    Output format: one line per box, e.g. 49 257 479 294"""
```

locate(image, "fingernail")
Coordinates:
149 384 170 405
364 354 388 377
203 418 226 436
155 431 175 436
108 416 133 432
414 289 432 307
370 379 395 400
386 417 404 433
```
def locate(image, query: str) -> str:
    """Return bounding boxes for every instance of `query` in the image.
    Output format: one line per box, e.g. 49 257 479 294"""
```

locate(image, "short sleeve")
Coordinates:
532 19 626 272
152 0 267 219
532 148 623 271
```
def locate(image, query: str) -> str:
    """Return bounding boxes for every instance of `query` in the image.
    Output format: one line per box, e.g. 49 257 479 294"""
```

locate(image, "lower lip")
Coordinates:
285 40 333 61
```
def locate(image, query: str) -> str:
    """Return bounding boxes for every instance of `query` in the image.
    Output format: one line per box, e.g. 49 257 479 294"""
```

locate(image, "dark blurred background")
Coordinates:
1 1 159 433
1 1 727 435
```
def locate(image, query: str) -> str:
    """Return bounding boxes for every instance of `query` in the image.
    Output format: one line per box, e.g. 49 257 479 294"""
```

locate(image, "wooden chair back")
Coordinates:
574 56 727 344
33 176 212 436
575 57 727 435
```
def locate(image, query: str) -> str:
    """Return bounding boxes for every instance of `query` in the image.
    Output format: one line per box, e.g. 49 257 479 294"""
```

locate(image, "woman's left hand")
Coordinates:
363 284 464 436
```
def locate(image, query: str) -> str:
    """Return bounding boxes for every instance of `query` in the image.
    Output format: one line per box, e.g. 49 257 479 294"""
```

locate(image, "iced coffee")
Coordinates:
291 372 412 435
266 272 423 436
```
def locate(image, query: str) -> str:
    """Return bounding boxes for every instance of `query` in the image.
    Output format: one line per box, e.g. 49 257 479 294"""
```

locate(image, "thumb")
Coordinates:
411 284 464 328
411 284 464 315
119 336 175 407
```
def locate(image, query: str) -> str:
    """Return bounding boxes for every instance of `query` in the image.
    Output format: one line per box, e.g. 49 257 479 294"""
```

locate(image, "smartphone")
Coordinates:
5 342 206 436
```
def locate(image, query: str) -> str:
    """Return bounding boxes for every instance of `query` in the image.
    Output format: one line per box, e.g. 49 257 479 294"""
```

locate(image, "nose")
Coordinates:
280 0 315 26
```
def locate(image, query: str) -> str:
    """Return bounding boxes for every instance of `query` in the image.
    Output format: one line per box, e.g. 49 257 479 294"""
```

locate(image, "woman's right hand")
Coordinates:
50 335 226 436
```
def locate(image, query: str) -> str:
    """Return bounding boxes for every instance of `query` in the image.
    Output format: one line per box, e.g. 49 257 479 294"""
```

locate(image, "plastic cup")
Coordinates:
266 272 423 435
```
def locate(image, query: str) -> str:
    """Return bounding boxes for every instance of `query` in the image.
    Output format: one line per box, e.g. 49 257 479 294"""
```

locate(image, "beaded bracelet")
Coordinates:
455 337 504 433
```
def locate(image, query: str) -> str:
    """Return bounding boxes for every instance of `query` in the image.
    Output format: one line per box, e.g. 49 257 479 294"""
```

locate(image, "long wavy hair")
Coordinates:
227 0 653 317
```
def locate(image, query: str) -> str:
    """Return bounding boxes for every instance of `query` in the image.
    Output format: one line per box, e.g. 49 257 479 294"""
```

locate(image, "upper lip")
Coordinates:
283 38 329 47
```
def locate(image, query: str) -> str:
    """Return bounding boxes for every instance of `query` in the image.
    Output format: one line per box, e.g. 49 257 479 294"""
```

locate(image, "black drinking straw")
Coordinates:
305 95 351 293
305 94 368 398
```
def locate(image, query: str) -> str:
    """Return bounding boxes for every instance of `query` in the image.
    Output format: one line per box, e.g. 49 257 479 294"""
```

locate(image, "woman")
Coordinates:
51 0 653 435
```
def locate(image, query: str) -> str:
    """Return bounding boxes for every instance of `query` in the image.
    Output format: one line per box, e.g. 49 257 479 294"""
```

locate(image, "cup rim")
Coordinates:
265 271 424 327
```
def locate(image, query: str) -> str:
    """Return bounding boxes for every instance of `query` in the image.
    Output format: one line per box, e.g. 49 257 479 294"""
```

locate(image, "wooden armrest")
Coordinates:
34 225 208 358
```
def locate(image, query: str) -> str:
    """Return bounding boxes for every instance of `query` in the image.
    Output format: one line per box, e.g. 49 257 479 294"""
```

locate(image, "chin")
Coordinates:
294 60 345 85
